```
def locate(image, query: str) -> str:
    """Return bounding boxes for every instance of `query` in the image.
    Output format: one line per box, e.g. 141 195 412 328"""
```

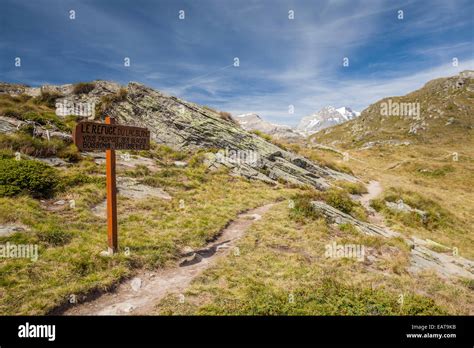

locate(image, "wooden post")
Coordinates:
105 116 118 254
73 118 149 254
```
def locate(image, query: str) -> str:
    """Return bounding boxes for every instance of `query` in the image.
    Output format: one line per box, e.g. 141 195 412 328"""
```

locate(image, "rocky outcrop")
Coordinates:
0 80 357 189
311 200 400 239
0 116 71 142
311 200 474 280
103 82 357 188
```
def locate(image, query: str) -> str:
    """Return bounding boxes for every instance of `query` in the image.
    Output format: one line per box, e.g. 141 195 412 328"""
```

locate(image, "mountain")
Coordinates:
297 106 360 136
1 79 472 317
235 113 302 141
0 81 355 189
312 70 474 148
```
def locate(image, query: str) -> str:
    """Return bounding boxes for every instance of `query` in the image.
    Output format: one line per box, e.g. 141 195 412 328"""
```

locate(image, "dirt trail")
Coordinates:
63 203 275 315
356 180 385 225
359 180 383 208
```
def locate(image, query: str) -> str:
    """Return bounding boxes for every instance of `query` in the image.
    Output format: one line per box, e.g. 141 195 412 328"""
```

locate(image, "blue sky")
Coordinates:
1 0 473 125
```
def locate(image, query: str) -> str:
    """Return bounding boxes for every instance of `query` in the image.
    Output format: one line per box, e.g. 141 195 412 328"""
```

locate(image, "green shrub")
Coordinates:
0 149 15 159
34 91 62 108
3 108 22 119
369 198 385 211
325 188 355 214
3 106 70 132
73 82 95 95
251 130 273 142
0 133 66 158
289 191 323 222
335 181 368 195
0 159 59 198
417 165 455 178
57 144 82 162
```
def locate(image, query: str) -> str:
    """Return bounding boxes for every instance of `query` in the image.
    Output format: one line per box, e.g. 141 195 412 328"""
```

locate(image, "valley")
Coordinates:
0 71 472 316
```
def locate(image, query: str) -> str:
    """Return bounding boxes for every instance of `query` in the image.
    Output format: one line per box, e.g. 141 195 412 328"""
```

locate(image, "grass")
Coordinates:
370 187 456 230
296 138 474 259
288 187 368 223
0 133 73 159
250 130 273 142
154 202 469 315
72 82 95 95
0 84 471 316
333 180 368 195
0 151 298 314
0 94 77 132
354 144 472 258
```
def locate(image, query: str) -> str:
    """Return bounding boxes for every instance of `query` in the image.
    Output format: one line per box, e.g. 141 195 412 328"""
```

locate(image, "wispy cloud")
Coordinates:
1 0 473 125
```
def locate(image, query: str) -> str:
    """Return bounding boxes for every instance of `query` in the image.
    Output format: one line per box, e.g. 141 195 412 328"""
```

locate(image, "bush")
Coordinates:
251 130 273 142
335 181 368 195
0 149 14 159
0 133 66 158
325 188 355 214
35 91 62 108
0 159 59 198
3 108 22 119
73 82 95 95
289 191 323 222
3 107 70 132
57 144 82 162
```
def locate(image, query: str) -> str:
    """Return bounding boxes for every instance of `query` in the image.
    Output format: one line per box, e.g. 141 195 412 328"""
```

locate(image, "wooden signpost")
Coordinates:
73 116 150 254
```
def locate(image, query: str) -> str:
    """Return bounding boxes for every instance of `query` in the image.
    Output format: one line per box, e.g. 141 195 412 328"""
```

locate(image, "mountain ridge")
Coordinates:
0 80 356 189
297 105 360 136
311 70 474 148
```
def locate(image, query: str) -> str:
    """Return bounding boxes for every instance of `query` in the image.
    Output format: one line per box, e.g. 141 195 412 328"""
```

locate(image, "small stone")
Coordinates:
181 246 194 254
0 224 26 237
179 253 202 266
99 250 111 257
131 277 142 292
122 304 136 313
173 161 188 168
216 244 230 251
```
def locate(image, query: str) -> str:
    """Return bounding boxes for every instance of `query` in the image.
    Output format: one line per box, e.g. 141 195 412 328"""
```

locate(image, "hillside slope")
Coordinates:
312 71 474 149
0 81 354 188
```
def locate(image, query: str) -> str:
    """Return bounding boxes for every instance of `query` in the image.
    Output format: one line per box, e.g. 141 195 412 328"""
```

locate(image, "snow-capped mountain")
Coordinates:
297 106 360 136
236 113 302 141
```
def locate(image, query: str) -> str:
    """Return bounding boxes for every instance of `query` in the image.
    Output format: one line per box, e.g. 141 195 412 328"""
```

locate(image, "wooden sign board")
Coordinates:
73 121 150 151
73 117 151 254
